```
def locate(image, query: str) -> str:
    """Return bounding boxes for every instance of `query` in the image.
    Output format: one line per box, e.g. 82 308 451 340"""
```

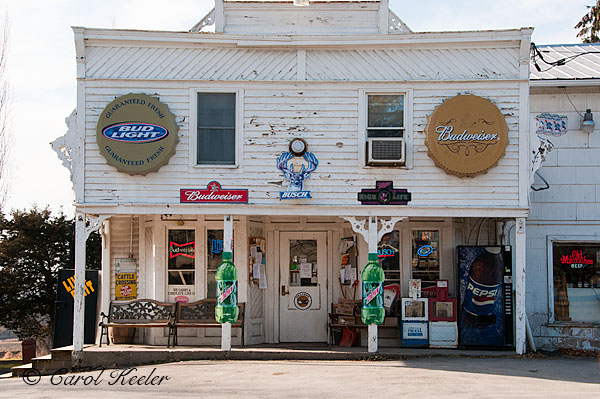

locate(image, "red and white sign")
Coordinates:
180 181 248 203
120 285 132 297
561 250 594 268
174 296 189 303
169 241 195 259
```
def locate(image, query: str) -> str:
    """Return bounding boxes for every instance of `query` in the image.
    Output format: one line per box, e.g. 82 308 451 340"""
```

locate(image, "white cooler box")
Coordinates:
429 321 458 348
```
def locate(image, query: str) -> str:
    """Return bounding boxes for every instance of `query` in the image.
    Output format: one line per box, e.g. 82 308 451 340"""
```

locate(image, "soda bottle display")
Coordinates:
462 247 502 326
215 251 239 323
361 253 385 325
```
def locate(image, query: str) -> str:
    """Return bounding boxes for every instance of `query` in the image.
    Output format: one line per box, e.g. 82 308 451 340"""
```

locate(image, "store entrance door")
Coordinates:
279 232 328 342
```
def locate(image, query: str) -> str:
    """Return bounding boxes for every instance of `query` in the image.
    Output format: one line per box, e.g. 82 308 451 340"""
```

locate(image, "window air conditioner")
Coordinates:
367 138 406 165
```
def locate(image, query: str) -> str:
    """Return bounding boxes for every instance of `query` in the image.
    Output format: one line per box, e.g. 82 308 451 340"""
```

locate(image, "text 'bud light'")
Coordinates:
103 123 169 143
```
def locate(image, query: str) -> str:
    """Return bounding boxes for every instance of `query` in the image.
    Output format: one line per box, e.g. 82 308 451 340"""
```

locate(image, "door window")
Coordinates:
289 240 318 287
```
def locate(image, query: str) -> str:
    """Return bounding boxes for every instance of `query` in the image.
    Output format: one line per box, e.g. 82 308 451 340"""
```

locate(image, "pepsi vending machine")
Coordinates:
457 246 514 349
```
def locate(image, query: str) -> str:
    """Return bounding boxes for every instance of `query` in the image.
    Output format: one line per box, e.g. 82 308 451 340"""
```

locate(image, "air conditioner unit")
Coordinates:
367 138 405 165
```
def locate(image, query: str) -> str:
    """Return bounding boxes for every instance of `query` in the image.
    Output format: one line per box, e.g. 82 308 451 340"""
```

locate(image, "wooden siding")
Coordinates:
109 216 140 300
222 1 382 35
529 89 600 220
84 46 519 82
83 81 521 208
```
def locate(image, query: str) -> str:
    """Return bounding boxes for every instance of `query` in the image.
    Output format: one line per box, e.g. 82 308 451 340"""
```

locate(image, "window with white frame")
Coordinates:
411 229 440 290
197 93 236 165
377 231 401 317
551 241 600 323
366 94 406 166
167 229 196 301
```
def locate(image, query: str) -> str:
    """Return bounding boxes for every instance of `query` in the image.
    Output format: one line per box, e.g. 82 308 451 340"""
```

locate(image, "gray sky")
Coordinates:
0 0 588 216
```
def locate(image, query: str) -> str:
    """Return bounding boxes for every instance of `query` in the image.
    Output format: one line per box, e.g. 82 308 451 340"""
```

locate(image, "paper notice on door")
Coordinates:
253 263 262 279
300 263 312 278
347 266 357 283
259 264 267 289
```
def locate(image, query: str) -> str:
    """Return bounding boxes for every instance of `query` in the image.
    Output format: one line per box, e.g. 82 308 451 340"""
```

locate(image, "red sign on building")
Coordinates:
180 181 248 203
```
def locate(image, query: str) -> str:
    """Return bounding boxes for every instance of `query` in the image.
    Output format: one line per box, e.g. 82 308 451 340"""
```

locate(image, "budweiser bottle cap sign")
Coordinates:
425 94 509 177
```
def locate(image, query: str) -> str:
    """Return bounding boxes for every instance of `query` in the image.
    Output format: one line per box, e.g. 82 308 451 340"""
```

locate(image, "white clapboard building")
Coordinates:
53 0 533 354
528 43 600 352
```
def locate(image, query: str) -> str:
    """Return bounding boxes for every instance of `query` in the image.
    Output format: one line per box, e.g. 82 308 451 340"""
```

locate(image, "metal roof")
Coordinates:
531 43 600 82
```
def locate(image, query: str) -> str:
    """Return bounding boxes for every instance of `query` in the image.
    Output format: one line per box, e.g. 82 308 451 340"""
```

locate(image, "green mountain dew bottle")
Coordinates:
215 251 239 323
361 253 385 325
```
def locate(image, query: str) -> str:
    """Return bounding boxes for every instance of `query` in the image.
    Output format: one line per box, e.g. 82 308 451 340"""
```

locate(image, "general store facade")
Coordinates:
54 0 532 354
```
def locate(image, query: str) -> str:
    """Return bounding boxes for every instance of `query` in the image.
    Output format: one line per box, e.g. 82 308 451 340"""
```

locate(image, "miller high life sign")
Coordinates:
180 181 248 203
358 181 411 205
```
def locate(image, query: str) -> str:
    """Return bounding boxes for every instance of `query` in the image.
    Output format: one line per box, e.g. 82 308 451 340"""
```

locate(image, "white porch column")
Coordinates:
515 217 527 354
367 217 378 353
73 214 111 353
73 213 87 352
222 215 233 351
342 216 404 354
99 220 111 340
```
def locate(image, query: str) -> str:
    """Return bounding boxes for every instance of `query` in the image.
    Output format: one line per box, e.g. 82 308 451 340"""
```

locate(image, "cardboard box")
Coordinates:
336 298 354 316
337 315 355 325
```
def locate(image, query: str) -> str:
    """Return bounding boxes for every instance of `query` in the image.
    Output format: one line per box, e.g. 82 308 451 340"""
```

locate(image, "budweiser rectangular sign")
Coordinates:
181 181 248 203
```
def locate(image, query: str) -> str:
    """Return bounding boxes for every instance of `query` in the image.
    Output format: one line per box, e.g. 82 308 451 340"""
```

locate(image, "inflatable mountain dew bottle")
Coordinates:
215 251 239 323
361 253 385 325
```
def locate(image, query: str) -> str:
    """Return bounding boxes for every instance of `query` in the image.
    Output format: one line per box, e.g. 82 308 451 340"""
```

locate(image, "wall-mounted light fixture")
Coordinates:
582 109 595 134
293 0 310 6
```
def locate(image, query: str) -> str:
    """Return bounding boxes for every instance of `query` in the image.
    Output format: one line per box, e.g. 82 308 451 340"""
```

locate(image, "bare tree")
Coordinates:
0 12 11 211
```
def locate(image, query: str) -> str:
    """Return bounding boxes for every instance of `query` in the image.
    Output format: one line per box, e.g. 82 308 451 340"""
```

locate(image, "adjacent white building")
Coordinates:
528 43 600 351
53 0 533 354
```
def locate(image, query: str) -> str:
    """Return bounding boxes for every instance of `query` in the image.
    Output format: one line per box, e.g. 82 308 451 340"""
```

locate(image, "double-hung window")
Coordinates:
366 94 406 166
197 93 236 165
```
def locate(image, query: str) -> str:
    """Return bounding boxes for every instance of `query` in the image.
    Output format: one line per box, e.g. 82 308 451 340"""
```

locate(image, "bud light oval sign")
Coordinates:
102 123 168 143
96 93 179 175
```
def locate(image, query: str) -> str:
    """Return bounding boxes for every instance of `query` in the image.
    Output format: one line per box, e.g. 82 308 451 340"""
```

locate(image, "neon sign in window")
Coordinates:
169 241 195 258
560 250 594 269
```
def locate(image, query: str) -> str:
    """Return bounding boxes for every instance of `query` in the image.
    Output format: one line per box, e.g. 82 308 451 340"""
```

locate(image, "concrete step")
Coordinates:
12 361 71 377
11 363 32 378
50 348 73 362
11 350 73 377
33 358 71 370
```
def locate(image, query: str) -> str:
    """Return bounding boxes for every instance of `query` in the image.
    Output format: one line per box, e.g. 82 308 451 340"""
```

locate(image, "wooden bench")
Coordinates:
328 303 400 346
98 299 176 347
171 299 245 347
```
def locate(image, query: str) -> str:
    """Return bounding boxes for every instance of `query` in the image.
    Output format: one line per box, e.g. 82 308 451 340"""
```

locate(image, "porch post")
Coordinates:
368 217 378 353
100 220 111 342
515 217 527 354
73 213 86 352
222 215 233 351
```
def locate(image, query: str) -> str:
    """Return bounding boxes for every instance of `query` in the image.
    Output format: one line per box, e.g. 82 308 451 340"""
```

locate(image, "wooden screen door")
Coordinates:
279 232 328 342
